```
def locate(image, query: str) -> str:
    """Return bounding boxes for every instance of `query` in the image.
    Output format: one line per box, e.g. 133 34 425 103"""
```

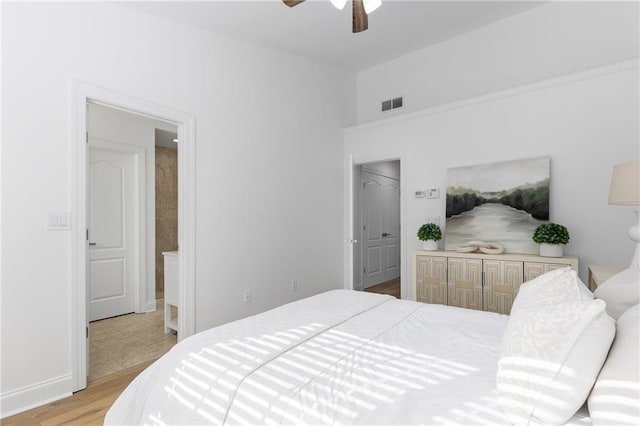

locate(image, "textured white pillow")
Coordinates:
588 304 640 425
511 267 591 315
498 268 615 424
594 268 640 320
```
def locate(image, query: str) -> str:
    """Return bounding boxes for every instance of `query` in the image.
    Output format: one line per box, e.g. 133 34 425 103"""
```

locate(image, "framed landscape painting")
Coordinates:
444 157 550 254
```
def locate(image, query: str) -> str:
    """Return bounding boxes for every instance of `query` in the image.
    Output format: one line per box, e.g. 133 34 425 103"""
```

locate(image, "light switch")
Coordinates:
48 212 71 231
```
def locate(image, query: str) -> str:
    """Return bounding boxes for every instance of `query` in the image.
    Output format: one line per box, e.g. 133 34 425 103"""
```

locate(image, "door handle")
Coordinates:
382 233 390 237
89 242 97 246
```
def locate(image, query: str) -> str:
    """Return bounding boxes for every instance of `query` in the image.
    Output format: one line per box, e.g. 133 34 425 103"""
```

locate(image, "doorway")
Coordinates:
86 103 179 381
71 81 196 392
353 160 401 298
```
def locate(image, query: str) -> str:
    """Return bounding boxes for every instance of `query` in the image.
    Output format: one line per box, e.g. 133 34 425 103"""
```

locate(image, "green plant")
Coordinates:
532 223 570 245
417 223 442 241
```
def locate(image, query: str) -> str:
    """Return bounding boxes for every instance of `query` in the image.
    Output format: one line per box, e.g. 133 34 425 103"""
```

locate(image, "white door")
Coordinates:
88 143 137 321
362 171 401 288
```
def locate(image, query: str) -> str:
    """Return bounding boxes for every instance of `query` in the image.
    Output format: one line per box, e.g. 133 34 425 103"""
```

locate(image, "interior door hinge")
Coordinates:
364 267 366 274
86 132 89 143
363 225 366 231
86 326 89 338
86 229 89 241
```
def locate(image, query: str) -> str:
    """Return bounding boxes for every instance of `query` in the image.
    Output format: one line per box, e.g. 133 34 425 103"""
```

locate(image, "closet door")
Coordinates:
484 260 524 314
448 258 482 310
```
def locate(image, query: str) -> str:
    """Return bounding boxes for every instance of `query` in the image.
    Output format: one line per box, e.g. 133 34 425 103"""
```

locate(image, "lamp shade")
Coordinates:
608 161 640 206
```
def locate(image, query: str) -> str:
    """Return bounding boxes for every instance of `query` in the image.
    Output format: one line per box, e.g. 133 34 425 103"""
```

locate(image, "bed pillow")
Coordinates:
593 268 640 320
497 268 615 425
588 304 639 425
511 267 591 315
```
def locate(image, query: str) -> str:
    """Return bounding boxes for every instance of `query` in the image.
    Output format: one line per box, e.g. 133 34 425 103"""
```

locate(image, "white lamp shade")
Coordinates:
608 161 640 206
363 0 382 14
330 0 348 10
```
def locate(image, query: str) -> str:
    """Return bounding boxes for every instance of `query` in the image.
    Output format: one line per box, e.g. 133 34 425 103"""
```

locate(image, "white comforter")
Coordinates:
105 290 588 425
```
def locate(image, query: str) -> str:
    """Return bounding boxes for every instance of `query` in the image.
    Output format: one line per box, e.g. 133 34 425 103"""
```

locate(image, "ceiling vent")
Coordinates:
381 96 403 112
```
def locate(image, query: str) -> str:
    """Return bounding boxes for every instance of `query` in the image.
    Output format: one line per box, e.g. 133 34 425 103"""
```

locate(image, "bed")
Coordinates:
106 268 639 425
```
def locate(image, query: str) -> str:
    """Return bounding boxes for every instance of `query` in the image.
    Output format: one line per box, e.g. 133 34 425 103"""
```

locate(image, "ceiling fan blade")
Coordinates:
352 0 368 33
283 0 305 7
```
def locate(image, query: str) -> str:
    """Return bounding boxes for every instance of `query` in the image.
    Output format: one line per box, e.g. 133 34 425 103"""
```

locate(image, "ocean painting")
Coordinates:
445 157 550 254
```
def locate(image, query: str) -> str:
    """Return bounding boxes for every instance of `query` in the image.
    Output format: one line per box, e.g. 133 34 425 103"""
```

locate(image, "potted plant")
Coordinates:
417 223 442 251
532 223 570 257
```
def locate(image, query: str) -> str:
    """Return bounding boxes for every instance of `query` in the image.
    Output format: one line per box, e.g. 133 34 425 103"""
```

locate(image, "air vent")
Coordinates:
381 96 404 112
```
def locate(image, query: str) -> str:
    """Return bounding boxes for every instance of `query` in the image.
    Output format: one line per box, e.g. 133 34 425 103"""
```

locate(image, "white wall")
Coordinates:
357 1 639 124
0 1 354 416
345 64 640 299
88 103 177 312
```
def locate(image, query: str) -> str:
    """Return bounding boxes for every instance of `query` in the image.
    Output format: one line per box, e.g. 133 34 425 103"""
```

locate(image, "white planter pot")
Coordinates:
421 240 438 251
539 243 563 257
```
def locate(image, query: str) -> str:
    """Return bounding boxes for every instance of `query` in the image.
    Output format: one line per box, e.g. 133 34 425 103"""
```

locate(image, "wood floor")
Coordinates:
2 360 153 426
3 300 176 425
363 276 401 298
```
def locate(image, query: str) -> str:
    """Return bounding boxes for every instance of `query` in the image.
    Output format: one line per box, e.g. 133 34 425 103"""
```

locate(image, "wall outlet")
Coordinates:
291 279 298 291
243 290 251 303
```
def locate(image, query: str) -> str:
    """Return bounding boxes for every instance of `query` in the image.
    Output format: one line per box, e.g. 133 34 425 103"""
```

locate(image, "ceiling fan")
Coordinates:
283 0 382 33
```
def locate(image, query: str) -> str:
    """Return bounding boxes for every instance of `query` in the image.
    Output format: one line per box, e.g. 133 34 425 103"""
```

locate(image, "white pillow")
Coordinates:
593 268 640 320
497 268 615 425
511 267 591 315
588 304 639 425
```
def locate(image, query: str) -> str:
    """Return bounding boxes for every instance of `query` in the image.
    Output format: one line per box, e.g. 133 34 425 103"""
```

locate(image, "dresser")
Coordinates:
413 250 579 315
162 251 179 335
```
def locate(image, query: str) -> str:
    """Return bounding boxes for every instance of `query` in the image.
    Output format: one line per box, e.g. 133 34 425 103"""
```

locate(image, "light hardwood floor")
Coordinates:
3 300 176 425
2 360 153 425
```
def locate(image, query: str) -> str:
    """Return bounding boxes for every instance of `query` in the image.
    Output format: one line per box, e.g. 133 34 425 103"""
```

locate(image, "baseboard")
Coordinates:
145 300 157 312
0 374 72 419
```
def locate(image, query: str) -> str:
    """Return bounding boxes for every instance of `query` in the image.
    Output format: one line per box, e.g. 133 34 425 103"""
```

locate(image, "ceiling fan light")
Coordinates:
330 0 348 10
363 0 382 14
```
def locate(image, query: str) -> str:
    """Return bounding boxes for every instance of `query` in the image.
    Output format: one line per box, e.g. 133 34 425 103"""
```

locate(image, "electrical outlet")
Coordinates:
291 279 298 291
243 290 251 303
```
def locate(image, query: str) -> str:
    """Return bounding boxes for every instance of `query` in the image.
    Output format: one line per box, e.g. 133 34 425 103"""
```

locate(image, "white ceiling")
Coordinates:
118 0 543 71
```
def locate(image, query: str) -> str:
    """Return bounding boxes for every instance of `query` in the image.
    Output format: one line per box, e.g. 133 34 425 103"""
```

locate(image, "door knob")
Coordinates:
382 233 390 237
89 242 97 246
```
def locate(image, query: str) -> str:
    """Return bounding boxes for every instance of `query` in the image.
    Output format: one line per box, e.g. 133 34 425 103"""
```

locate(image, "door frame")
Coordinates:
87 138 145 319
71 81 196 391
345 154 406 298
